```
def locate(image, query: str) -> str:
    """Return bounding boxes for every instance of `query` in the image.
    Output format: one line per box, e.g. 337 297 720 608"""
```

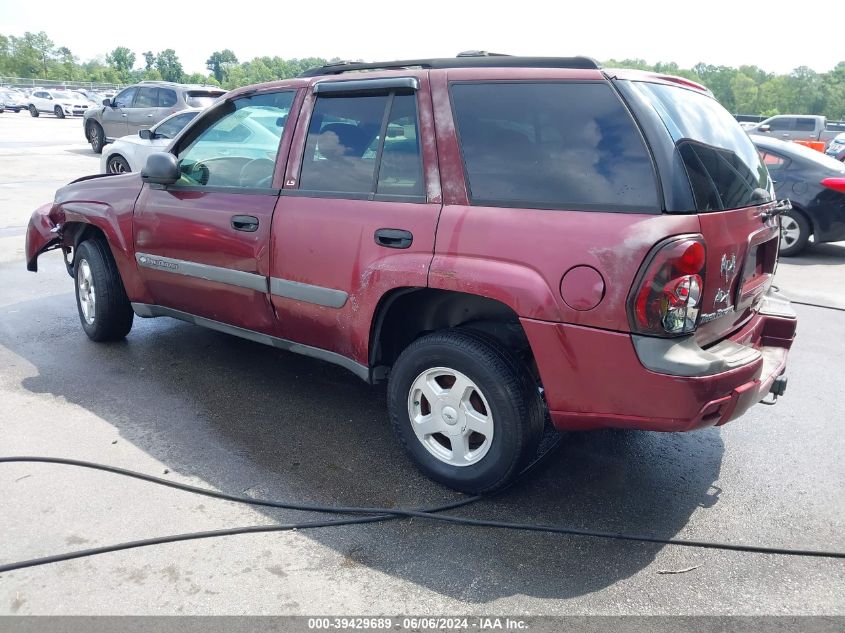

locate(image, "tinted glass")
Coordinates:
795 118 817 132
299 94 389 193
450 82 659 212
376 94 423 196
186 90 224 108
159 89 177 107
134 87 158 108
633 82 771 210
112 87 136 108
758 150 789 170
767 118 793 131
176 91 293 189
154 111 199 139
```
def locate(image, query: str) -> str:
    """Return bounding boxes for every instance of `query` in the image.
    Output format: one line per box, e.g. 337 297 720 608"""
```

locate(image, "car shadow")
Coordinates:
781 241 845 266
1 289 725 602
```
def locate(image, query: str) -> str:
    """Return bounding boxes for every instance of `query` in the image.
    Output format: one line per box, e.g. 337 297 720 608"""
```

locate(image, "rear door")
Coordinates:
270 74 441 364
623 80 780 344
132 90 297 332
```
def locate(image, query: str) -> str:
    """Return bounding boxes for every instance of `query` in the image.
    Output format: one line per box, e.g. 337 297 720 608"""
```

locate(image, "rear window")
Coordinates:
450 82 660 212
186 90 224 108
632 82 771 211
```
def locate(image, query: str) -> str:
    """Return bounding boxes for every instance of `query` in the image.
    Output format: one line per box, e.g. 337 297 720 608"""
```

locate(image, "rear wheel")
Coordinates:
54 106 65 119
779 210 811 257
74 239 134 341
106 154 130 174
387 329 544 493
87 122 105 154
29 105 39 117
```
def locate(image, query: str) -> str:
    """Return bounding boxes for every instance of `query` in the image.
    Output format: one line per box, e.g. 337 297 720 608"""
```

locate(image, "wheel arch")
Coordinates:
369 287 535 382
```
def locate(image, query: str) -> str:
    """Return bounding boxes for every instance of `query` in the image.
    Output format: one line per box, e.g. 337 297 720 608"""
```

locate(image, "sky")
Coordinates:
2 1 842 77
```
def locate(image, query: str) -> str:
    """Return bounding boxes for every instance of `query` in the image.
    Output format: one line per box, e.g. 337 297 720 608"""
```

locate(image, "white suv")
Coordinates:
28 90 91 118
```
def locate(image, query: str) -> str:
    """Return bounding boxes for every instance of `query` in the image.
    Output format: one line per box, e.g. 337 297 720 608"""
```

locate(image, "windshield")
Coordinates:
52 91 73 99
632 82 772 211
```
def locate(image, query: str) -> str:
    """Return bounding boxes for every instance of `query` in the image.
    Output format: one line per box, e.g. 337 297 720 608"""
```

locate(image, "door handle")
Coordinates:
374 228 413 249
231 215 259 232
146 114 154 118
122 113 128 117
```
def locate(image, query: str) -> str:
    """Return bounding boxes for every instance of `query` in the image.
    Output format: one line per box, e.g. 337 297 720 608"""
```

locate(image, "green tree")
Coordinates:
731 72 758 113
142 50 155 71
206 49 238 83
24 31 55 78
155 49 183 82
106 47 136 74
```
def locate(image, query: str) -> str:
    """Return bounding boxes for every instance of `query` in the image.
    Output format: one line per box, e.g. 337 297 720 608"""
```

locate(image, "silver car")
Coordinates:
83 81 225 153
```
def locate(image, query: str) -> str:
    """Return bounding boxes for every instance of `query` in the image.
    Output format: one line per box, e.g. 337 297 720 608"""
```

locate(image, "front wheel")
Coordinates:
106 154 130 174
387 329 544 493
29 105 39 117
74 239 134 341
87 122 105 154
779 211 811 257
54 106 65 119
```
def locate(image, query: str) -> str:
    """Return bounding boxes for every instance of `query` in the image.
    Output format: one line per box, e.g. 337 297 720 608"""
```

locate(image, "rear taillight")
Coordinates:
631 236 706 337
821 177 845 193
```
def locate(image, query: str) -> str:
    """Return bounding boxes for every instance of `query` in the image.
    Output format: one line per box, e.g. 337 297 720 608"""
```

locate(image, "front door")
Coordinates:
102 86 136 138
132 90 297 332
270 75 442 365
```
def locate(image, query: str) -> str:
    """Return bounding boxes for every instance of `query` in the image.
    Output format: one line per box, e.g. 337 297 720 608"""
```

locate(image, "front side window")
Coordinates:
175 91 294 190
112 87 136 108
299 91 423 197
450 82 659 212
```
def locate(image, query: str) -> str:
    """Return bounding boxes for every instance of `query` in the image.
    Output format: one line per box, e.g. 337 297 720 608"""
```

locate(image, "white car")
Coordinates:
28 89 91 118
100 108 202 173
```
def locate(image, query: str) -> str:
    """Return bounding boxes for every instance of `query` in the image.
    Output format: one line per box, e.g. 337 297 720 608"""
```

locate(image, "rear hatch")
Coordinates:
618 78 780 345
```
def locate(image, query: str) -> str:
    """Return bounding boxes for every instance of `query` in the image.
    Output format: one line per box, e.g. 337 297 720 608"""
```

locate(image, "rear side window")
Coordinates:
795 118 817 132
632 82 771 211
299 91 423 198
159 89 177 108
450 82 659 212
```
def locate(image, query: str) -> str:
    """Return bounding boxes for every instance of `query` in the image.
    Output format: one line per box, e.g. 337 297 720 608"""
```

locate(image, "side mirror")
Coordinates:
141 152 180 185
758 124 771 133
139 129 153 140
102 98 112 107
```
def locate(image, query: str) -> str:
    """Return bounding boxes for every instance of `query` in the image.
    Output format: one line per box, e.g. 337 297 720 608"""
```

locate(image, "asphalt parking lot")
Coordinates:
0 113 843 615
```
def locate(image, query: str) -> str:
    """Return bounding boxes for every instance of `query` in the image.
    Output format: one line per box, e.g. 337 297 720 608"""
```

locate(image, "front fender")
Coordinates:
25 203 63 272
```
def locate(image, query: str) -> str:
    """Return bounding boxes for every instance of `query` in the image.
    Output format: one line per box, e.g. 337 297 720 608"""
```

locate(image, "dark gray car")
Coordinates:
83 81 225 153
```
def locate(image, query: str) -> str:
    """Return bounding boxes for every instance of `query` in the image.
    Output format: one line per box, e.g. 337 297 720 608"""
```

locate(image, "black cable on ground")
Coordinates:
790 299 845 312
1 451 844 574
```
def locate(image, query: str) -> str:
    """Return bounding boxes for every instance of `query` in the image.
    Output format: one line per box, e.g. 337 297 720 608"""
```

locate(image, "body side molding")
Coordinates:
269 277 348 308
135 253 268 293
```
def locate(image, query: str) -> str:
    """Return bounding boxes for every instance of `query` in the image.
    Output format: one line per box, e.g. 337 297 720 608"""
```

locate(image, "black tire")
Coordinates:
106 154 131 174
387 328 544 493
74 239 134 341
87 121 105 154
779 210 811 257
29 105 39 117
54 106 65 119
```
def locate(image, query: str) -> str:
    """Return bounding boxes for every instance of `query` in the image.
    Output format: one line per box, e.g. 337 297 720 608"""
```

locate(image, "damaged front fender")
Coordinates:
25 202 64 272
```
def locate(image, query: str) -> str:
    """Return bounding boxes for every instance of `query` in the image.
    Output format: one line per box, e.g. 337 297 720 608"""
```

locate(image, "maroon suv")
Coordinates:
26 56 797 493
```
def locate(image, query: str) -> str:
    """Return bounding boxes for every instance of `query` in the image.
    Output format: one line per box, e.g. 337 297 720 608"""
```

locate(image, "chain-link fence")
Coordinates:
0 76 124 91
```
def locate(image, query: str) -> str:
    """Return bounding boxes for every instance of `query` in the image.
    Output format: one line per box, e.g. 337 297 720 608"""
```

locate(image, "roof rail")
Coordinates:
299 56 601 77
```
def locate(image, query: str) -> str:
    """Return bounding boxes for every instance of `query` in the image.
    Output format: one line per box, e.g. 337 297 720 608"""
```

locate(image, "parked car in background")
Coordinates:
745 115 843 146
751 134 845 255
0 90 27 112
826 133 845 162
26 56 797 493
27 89 91 118
83 81 225 153
73 89 104 104
100 108 203 173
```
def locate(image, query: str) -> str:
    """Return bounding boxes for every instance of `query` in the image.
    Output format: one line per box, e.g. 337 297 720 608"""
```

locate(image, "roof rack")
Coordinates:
299 55 601 77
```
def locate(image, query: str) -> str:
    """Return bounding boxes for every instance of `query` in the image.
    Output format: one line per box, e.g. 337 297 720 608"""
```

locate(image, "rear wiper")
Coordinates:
761 198 792 221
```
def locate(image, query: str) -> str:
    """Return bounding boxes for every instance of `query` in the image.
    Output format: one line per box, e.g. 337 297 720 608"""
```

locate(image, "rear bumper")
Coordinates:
523 291 797 432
